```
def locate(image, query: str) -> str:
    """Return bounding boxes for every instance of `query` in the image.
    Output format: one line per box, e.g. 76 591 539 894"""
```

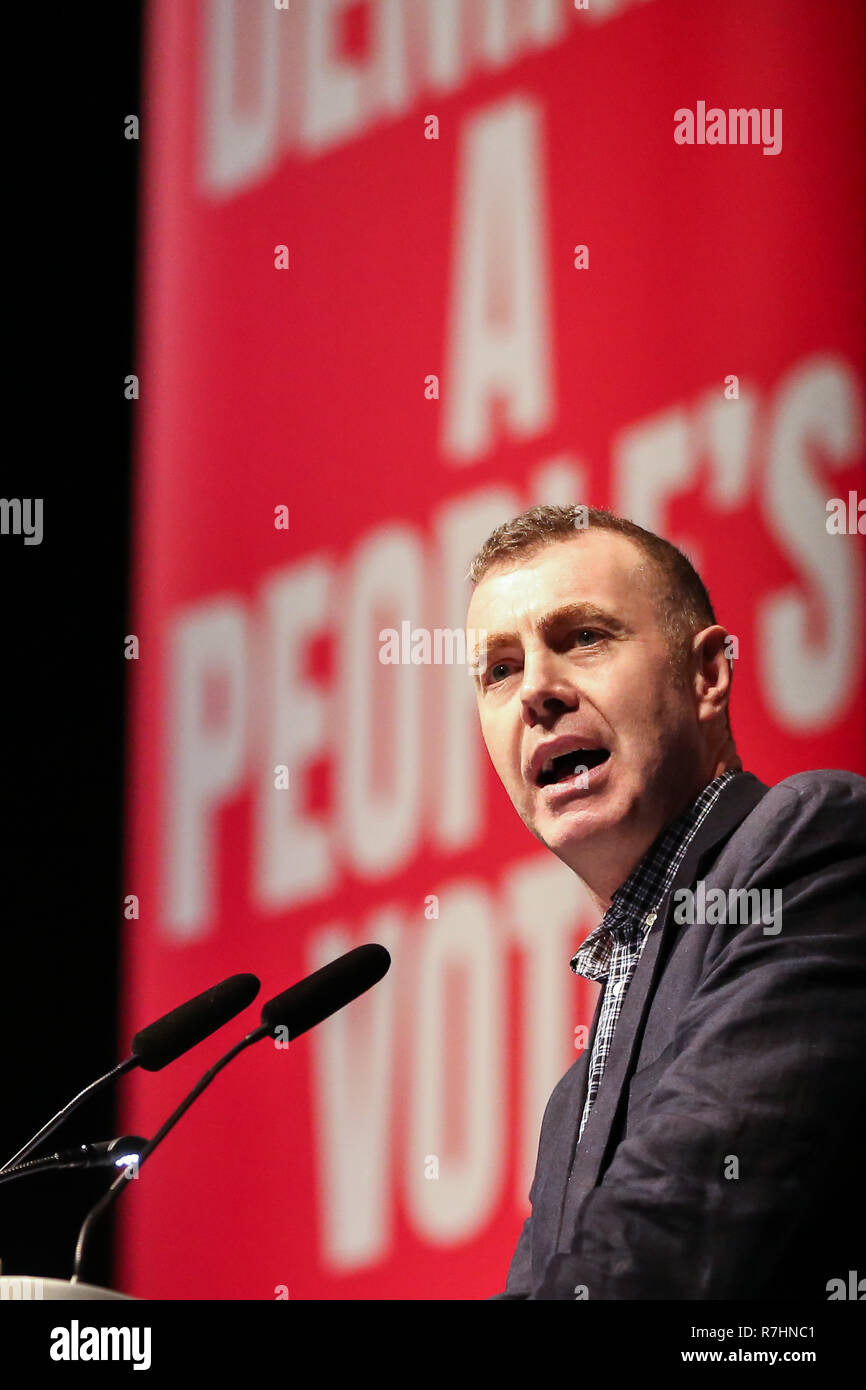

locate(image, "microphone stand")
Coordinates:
1 1056 138 1173
70 1025 270 1283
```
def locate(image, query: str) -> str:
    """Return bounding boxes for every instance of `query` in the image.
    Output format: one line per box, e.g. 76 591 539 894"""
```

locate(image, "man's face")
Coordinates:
466 531 708 885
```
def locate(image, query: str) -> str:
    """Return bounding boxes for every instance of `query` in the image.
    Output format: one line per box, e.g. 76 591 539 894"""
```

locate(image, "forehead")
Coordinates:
467 530 658 630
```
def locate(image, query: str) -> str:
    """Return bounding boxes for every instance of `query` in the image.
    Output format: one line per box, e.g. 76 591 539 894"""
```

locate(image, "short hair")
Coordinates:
467 504 719 679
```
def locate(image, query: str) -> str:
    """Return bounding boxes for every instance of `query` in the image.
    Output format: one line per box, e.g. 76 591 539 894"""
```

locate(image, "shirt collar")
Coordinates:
570 770 742 974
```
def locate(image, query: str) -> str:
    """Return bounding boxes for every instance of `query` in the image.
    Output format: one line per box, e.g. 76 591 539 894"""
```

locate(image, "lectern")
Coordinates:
0 1276 137 1301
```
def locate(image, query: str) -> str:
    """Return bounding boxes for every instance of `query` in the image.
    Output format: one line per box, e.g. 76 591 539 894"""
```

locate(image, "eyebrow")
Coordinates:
469 602 629 670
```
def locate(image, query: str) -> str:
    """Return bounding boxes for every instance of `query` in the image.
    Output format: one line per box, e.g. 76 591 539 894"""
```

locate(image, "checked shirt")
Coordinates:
571 770 741 1143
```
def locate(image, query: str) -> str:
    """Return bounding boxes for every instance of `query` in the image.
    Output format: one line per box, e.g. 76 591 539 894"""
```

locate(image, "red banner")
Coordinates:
119 0 865 1298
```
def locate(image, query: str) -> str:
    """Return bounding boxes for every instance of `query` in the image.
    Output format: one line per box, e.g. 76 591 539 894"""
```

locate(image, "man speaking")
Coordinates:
465 504 865 1300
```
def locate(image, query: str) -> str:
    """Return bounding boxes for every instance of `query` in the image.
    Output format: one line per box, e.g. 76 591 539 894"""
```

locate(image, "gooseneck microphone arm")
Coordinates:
1 974 260 1174
0 1136 148 1186
0 1056 138 1174
70 943 391 1285
70 1024 270 1283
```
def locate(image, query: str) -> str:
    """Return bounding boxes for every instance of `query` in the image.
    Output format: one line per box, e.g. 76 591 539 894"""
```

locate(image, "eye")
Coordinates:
484 661 514 686
572 628 602 646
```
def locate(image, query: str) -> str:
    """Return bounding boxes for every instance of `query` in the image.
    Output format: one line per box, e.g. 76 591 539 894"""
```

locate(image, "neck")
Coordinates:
577 739 742 914
711 730 742 778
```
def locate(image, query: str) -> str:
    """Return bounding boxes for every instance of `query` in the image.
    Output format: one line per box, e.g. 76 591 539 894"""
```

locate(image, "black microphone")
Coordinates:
0 1136 148 1185
130 974 261 1071
260 943 392 1038
70 945 392 1283
1 974 261 1173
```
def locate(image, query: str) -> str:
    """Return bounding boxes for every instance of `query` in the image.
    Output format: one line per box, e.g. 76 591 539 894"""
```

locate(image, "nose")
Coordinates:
519 649 579 726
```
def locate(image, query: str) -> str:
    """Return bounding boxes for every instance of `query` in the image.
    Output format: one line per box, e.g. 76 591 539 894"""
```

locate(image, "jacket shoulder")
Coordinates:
712 767 866 882
750 767 866 830
771 766 866 806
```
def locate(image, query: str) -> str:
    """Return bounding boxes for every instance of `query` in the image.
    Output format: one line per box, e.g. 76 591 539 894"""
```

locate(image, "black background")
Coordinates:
2 3 142 1288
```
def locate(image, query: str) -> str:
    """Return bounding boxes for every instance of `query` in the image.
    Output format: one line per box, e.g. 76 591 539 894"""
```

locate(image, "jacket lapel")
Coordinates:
527 972 606 1271
554 771 770 1244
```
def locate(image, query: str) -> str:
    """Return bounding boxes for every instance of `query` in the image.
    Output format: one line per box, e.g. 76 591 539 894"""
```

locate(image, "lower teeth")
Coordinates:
558 754 606 783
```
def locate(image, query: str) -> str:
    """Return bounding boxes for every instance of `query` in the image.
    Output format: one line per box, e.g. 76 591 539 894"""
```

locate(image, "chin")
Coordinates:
536 806 612 853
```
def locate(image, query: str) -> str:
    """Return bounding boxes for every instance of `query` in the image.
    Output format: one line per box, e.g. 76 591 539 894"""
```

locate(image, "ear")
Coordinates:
691 625 733 722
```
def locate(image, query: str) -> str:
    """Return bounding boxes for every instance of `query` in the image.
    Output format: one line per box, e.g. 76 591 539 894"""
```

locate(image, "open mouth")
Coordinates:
536 748 610 787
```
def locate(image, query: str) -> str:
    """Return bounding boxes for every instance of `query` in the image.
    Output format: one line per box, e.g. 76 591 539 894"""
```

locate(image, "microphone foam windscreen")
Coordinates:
131 973 261 1071
261 945 391 1039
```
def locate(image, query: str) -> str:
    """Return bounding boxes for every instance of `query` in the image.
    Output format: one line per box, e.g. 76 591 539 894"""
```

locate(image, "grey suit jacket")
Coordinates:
491 769 866 1300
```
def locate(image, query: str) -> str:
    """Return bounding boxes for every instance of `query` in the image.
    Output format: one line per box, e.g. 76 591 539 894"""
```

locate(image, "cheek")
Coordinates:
620 690 693 768
481 716 517 781
604 684 679 762
610 658 679 723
